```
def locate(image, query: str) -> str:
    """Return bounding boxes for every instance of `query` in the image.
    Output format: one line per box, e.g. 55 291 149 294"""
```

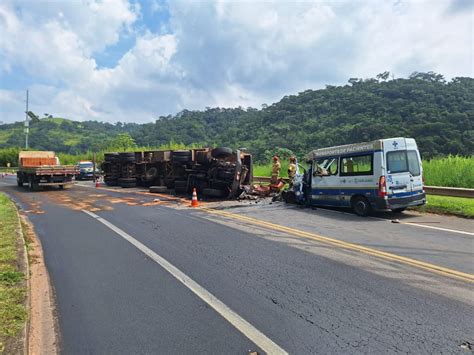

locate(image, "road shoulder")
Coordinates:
0 193 28 354
20 213 59 355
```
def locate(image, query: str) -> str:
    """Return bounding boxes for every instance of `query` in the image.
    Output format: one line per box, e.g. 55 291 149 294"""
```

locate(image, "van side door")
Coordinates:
339 153 377 207
310 157 341 206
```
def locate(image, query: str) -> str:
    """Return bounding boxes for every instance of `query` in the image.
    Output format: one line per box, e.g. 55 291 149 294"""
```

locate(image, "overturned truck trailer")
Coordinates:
101 147 253 198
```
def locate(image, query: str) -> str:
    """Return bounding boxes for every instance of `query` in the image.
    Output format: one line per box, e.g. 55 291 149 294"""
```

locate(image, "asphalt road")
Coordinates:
1 176 473 354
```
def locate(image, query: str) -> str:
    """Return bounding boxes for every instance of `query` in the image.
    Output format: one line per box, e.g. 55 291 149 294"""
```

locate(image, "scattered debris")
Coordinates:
460 341 472 350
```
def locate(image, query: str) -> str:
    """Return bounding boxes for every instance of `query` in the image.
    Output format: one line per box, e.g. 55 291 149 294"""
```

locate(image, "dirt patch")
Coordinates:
21 214 59 355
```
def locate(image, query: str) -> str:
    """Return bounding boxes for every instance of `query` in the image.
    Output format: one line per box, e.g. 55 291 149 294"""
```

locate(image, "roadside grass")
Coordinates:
423 156 473 188
0 193 27 353
411 195 474 218
253 162 291 177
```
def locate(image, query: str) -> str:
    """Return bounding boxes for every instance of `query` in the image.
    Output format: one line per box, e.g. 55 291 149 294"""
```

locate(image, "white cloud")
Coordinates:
0 0 472 125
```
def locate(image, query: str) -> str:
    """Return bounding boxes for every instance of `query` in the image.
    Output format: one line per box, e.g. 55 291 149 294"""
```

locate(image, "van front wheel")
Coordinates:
352 196 371 217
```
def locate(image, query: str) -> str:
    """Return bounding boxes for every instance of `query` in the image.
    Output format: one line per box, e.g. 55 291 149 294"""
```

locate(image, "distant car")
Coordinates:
76 161 97 180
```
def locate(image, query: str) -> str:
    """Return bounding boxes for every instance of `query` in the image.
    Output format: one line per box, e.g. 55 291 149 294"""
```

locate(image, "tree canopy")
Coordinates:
0 72 472 163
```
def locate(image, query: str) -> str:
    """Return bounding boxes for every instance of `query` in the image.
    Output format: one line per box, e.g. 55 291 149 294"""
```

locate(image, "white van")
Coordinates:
292 137 426 216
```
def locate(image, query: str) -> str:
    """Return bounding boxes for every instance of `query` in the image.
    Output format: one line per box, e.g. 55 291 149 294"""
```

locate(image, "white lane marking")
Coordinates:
303 206 474 236
82 210 287 354
400 223 474 236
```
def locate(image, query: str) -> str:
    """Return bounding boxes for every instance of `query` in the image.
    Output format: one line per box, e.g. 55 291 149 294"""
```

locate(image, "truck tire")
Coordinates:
17 176 23 187
211 147 232 159
202 188 226 198
28 176 38 191
172 151 192 163
174 180 187 193
104 178 118 186
172 150 191 156
172 156 191 163
196 151 210 165
104 153 120 162
144 167 158 181
352 196 371 217
217 169 235 180
149 186 168 193
119 153 136 163
118 177 137 188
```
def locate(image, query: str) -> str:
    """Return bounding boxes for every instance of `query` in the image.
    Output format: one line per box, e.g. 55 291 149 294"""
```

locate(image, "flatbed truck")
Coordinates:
17 151 78 191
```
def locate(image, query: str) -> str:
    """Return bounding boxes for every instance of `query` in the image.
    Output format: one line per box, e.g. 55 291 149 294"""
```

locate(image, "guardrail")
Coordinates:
0 167 18 174
252 176 473 198
424 186 474 198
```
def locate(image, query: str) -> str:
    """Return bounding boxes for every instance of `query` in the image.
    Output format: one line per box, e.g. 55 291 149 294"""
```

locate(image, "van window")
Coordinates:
340 154 373 176
315 157 338 175
387 150 420 176
387 151 407 173
407 151 420 176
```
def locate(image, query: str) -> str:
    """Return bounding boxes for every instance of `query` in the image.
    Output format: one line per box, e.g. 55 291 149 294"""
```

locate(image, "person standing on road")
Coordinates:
288 156 297 187
271 155 281 184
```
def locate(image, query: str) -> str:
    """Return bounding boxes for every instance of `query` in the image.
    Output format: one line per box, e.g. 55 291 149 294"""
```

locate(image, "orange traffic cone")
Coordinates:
190 188 199 207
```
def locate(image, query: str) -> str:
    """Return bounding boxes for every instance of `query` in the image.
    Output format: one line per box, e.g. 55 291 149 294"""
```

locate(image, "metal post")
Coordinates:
25 89 29 149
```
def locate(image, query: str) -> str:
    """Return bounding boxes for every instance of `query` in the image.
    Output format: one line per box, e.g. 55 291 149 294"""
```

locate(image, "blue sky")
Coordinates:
0 0 472 124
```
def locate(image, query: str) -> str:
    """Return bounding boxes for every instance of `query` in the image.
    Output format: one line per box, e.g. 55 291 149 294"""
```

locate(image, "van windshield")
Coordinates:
79 162 93 168
387 150 420 176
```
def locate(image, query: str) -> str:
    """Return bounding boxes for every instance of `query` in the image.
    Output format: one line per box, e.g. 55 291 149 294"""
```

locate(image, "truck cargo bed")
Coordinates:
19 165 78 175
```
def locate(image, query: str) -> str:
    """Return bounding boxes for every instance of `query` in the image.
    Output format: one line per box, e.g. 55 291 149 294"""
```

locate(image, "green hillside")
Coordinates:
1 72 473 162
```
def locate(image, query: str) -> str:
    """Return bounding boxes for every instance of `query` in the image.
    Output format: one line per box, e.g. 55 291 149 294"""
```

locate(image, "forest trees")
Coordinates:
0 72 472 163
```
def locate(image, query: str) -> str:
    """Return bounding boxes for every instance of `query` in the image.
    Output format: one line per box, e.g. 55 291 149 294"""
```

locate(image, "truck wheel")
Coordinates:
172 156 191 163
174 180 187 193
352 196 371 217
144 167 158 181
202 188 226 198
119 152 136 163
211 147 232 159
217 169 235 180
172 151 192 163
17 177 23 187
104 153 120 162
104 178 118 186
172 150 191 156
28 177 38 191
149 186 168 193
196 151 210 165
118 177 137 188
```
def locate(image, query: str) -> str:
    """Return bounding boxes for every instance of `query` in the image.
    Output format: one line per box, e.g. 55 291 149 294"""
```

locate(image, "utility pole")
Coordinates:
25 89 29 149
